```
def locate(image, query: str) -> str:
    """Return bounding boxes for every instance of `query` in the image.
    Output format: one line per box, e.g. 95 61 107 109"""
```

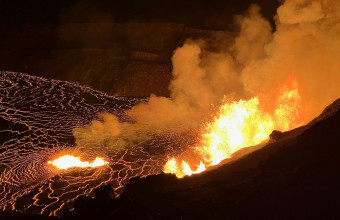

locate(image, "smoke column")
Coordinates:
73 0 340 154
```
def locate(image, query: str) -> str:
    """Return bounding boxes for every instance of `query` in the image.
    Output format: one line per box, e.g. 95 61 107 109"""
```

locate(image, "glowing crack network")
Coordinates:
0 72 197 216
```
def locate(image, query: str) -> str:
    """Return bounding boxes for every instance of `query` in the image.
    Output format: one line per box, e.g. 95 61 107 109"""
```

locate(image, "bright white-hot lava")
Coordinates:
164 80 303 178
48 155 109 170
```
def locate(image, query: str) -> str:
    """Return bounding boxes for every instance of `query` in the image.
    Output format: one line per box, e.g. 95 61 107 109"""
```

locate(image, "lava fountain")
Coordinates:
48 155 109 170
164 80 302 178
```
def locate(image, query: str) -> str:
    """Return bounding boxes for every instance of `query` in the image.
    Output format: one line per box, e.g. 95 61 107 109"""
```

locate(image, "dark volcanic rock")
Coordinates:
269 130 284 142
0 23 234 97
65 99 340 220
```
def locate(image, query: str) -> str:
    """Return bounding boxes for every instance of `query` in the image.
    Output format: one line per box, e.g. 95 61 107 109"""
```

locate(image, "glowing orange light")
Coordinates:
48 155 109 170
164 80 302 178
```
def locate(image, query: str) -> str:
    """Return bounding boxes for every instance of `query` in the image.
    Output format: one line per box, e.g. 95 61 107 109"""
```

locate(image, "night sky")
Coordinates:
0 0 279 29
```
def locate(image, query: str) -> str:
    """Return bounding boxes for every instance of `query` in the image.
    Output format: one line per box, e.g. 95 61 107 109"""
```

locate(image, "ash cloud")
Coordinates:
74 0 340 153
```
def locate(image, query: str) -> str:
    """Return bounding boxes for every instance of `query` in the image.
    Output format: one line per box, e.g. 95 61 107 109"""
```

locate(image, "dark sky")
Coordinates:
1 0 279 29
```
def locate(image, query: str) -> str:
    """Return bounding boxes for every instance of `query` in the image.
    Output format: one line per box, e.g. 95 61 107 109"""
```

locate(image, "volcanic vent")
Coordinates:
1 0 340 218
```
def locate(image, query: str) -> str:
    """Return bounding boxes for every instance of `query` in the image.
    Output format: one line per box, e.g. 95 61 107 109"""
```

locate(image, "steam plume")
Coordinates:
74 0 340 154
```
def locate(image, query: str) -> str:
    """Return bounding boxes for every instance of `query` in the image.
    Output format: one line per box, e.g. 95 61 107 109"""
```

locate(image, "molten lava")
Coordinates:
164 80 302 178
48 155 109 170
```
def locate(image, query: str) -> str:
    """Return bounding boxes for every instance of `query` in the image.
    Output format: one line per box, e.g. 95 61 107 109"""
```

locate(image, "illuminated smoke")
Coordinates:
73 0 340 161
241 0 340 121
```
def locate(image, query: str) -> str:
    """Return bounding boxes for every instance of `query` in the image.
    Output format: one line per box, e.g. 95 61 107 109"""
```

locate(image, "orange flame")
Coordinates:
48 155 109 170
164 80 302 178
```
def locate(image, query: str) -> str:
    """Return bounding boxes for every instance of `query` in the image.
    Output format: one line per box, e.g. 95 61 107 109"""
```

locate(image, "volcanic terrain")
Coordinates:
64 98 340 219
0 71 196 216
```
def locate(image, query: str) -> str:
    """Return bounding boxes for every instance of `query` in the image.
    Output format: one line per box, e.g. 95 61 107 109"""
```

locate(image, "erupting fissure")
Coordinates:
164 80 302 178
48 155 109 170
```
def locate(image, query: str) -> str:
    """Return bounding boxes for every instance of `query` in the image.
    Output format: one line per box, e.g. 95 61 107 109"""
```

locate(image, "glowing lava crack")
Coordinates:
48 155 109 170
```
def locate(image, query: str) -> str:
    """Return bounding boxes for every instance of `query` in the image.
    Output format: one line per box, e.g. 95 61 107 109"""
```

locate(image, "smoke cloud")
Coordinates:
74 0 340 153
242 0 340 119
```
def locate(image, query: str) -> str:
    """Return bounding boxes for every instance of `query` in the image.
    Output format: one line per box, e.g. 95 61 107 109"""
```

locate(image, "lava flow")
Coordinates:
164 80 302 178
48 155 109 170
